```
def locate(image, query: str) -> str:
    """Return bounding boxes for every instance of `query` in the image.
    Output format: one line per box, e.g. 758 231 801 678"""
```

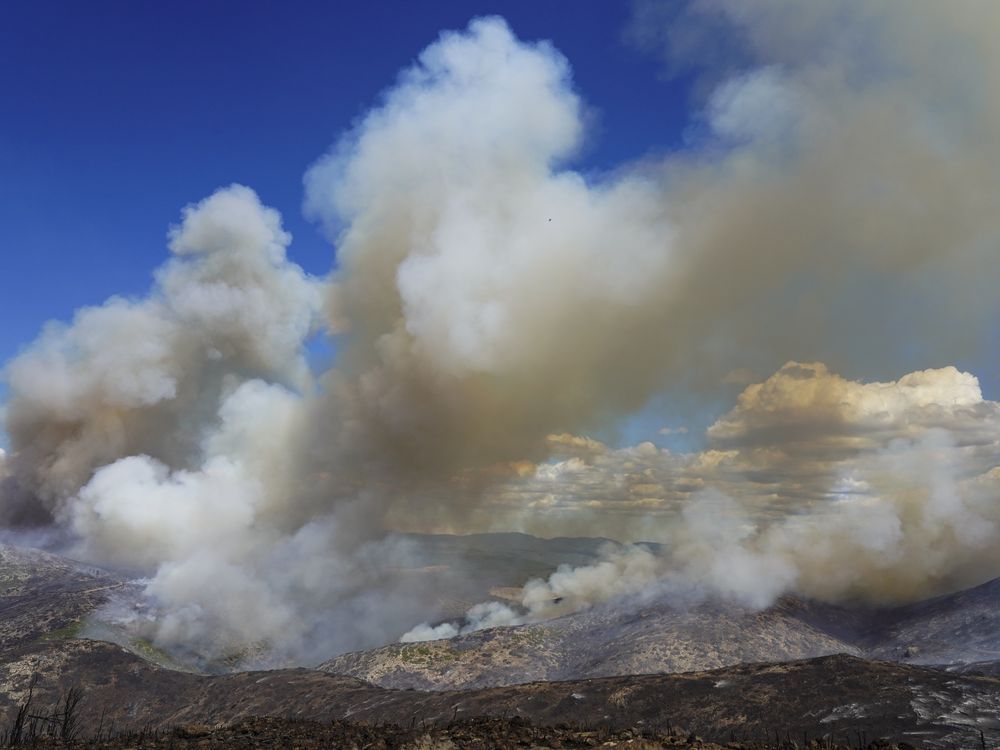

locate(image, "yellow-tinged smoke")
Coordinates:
3 5 1000 660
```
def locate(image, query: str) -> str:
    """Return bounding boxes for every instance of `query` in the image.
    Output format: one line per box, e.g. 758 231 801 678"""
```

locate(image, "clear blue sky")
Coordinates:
0 1 691 376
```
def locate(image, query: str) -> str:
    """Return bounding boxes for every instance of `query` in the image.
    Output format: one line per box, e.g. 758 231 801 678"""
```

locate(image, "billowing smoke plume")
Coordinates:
3 4 1000 661
402 544 666 641
303 17 677 480
405 364 1000 641
4 185 319 513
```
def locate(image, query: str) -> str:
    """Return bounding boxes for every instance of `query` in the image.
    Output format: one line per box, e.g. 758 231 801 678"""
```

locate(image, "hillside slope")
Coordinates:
0 641 997 749
867 576 1000 665
321 595 865 690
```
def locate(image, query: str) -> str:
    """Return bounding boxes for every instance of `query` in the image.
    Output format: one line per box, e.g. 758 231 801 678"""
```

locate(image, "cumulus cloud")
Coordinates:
710 362 986 445
659 426 688 436
478 363 999 528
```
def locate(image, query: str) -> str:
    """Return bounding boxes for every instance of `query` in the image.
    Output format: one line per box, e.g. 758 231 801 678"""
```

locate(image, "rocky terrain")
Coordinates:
0 715 926 749
0 544 130 652
321 560 1000 693
320 596 867 690
2 539 1000 748
864 577 1000 665
0 640 998 748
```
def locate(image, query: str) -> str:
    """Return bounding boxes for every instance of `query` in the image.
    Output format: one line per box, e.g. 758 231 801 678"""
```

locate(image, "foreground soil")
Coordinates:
0 641 994 749
11 716 918 749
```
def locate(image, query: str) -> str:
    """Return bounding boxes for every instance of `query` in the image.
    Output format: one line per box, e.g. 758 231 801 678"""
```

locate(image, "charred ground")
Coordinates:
2 540 1000 749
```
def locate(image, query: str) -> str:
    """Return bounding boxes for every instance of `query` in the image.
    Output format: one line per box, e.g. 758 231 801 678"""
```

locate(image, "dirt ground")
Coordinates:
6 716 920 750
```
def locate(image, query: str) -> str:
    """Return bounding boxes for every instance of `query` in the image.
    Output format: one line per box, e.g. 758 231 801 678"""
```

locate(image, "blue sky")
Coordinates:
0 2 690 375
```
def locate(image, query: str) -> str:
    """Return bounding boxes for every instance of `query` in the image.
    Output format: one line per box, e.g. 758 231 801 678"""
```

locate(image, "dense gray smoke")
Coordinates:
3 4 1000 660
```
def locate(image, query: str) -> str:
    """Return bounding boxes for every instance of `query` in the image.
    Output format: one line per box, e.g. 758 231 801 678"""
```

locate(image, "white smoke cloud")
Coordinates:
4 185 320 509
3 4 1000 663
401 544 663 641
399 622 460 643
304 17 678 477
406 363 1000 641
0 186 418 661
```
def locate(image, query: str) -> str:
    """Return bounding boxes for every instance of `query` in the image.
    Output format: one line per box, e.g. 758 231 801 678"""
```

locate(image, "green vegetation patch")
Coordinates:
127 637 192 671
41 620 84 641
511 626 549 648
399 643 457 665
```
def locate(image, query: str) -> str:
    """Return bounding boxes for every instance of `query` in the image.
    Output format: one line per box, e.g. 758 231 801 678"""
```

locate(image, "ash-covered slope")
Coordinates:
320 595 865 690
2 541 1000 746
320 569 1000 691
0 533 618 673
8 533 1000 688
0 543 130 651
0 641 998 749
867 576 1000 665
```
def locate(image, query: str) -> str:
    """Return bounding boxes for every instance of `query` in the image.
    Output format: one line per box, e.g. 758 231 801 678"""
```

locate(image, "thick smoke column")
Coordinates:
304 17 677 479
2 4 1000 660
405 365 1000 641
4 185 319 515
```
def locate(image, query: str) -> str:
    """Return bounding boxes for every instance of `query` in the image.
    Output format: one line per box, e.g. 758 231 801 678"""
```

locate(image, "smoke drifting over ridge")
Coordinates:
3 3 1000 660
404 365 1000 641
